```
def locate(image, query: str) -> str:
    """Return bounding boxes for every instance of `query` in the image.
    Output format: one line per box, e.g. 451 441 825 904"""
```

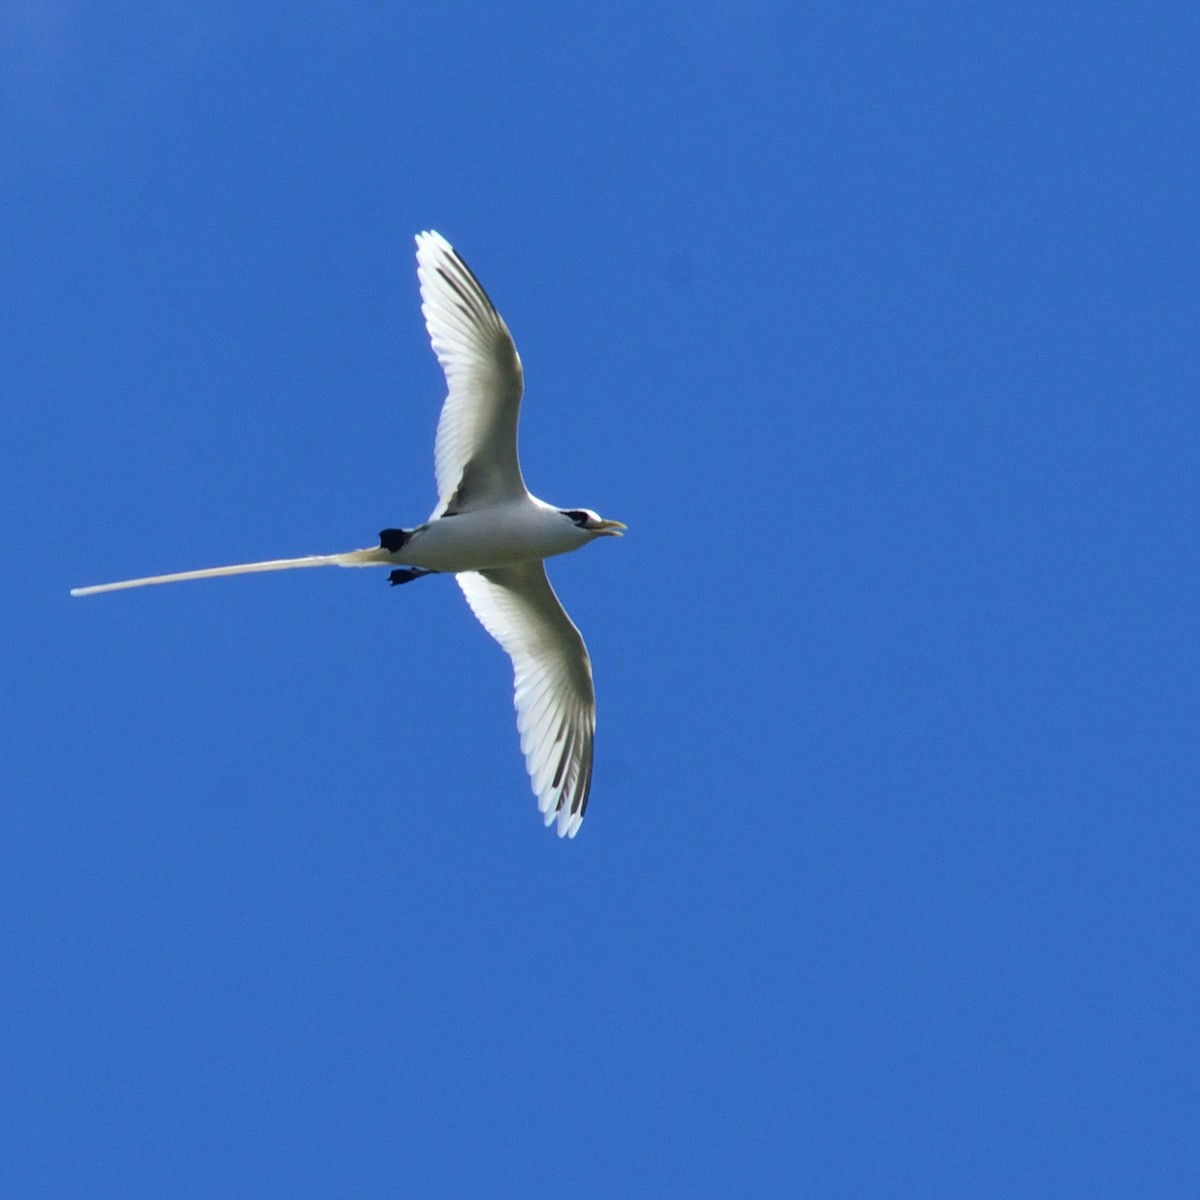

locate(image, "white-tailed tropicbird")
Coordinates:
72 231 625 838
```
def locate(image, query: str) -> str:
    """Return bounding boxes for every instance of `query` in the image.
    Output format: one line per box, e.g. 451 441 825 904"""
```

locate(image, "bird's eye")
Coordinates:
563 509 590 526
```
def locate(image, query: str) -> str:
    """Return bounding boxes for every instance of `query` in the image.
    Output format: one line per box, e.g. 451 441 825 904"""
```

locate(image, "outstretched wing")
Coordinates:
416 231 527 518
456 562 596 838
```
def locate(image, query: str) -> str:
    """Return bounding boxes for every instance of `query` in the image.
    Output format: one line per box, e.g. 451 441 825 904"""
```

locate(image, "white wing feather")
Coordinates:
456 562 596 838
416 231 527 517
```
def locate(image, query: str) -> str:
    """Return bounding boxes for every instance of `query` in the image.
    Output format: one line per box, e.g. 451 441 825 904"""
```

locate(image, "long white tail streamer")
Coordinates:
70 546 392 597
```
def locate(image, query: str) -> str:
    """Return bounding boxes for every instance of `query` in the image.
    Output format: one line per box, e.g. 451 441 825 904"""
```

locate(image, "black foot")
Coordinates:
388 568 435 587
379 527 412 553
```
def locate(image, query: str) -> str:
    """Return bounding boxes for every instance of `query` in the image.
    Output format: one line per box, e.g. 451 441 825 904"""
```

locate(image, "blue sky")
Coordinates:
4 2 1198 1195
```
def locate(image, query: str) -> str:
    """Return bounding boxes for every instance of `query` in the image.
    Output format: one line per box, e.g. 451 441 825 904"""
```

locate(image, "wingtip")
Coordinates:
557 810 583 839
415 229 449 252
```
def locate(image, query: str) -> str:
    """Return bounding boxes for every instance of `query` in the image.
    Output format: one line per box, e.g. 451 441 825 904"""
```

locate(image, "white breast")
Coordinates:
399 499 590 573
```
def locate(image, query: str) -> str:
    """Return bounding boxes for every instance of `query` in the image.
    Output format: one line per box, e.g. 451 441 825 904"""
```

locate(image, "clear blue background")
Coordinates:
4 3 1197 1195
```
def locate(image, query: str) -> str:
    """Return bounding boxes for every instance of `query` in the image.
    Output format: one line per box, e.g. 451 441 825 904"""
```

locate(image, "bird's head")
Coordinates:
561 509 627 537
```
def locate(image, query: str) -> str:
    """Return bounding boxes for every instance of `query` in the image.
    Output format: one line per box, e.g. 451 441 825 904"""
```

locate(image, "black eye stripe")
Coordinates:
563 509 590 525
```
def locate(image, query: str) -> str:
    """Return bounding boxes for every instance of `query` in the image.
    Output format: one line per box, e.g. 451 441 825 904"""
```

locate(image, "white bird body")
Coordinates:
72 231 624 838
395 498 597 574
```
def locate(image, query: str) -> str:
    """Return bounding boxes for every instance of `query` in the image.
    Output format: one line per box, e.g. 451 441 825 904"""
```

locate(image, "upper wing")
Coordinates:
416 231 527 518
456 562 596 838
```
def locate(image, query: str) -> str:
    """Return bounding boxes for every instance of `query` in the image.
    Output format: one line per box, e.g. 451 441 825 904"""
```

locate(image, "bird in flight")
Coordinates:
72 231 625 837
